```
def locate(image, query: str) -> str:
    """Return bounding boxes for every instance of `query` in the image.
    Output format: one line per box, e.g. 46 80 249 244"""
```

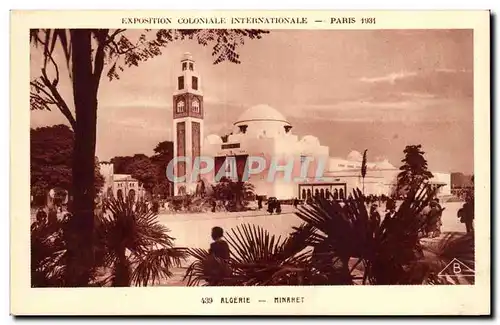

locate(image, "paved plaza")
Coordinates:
31 201 469 286
159 201 466 251
156 201 468 286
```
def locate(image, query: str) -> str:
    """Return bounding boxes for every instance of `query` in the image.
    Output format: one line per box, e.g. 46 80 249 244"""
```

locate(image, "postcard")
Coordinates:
11 10 490 315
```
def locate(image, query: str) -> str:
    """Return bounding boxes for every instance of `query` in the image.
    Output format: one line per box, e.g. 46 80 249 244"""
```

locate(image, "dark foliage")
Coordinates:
31 215 70 287
111 154 159 193
31 197 187 287
397 145 434 195
30 124 105 200
209 177 255 211
184 223 316 286
151 141 174 197
185 184 475 286
109 141 175 198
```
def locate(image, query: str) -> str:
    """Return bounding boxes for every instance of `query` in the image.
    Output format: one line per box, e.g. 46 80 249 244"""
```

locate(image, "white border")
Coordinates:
4 3 497 322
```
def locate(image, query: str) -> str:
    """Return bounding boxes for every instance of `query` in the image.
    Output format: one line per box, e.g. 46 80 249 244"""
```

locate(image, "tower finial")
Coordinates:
182 52 193 61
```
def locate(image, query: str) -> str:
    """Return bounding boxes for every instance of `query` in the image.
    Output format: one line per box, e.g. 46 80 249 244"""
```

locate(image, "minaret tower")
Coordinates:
172 52 204 195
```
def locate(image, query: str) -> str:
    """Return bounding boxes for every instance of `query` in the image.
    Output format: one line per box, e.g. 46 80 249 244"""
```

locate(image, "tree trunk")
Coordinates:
112 248 131 287
65 29 98 286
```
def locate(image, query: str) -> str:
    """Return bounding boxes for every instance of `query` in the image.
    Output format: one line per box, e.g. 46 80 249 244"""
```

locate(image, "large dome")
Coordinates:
347 150 363 162
234 104 290 125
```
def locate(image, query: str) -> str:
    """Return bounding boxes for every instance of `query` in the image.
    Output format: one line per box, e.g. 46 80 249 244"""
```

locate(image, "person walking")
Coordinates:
267 198 275 215
369 203 381 235
275 200 282 214
426 200 444 238
462 197 474 233
209 226 230 260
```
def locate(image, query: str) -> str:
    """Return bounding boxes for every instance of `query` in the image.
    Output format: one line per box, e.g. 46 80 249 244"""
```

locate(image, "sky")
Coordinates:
30 29 474 173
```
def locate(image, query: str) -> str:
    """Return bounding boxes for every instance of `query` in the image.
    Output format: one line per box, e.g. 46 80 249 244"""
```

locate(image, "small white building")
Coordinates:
100 162 146 201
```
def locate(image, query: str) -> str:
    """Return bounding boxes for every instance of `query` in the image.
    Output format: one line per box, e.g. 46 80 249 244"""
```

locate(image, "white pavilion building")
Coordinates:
170 53 451 200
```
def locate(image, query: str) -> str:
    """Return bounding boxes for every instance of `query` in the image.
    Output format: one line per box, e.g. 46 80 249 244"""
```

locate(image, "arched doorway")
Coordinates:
106 187 113 199
178 186 186 196
128 189 136 202
117 189 123 200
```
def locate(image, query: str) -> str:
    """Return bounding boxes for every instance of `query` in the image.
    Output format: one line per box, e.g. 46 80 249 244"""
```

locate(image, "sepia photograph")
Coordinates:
10 10 490 315
29 27 476 288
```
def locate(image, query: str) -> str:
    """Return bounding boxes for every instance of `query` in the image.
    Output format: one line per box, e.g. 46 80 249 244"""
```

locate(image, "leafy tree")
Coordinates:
209 177 255 211
152 141 174 161
151 141 174 197
109 156 134 175
397 145 434 195
30 124 104 204
123 154 159 193
30 28 268 286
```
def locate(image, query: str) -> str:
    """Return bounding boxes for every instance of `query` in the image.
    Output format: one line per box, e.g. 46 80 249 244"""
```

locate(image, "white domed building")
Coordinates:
200 104 331 199
170 54 451 199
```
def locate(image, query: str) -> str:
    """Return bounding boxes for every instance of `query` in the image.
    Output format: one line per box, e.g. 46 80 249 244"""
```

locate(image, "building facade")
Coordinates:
171 54 451 200
100 162 146 201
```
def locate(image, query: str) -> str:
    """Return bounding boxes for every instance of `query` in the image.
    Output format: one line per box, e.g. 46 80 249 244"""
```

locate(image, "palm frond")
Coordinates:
418 232 475 285
185 224 315 286
97 196 187 286
292 183 440 285
31 217 69 287
131 247 188 286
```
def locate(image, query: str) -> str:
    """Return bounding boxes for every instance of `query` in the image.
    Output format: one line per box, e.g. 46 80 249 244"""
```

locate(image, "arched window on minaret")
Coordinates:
176 100 185 113
192 99 200 113
192 76 199 90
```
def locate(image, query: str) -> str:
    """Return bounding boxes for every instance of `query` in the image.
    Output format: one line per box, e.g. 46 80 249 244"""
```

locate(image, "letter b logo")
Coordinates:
453 262 462 274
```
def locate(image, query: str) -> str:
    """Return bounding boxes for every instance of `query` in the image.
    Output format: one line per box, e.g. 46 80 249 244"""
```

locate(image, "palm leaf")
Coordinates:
418 232 475 285
98 196 187 286
184 224 314 286
131 247 188 286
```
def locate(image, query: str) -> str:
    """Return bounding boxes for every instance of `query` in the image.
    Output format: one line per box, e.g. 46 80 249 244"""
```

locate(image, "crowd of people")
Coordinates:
420 199 446 238
266 197 282 215
367 196 474 238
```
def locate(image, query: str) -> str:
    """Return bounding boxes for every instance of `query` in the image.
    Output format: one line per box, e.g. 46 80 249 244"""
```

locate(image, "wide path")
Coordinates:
158 202 466 250
155 201 467 286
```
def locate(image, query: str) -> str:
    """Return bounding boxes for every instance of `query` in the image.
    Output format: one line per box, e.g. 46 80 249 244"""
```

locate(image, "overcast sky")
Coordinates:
30 29 474 173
